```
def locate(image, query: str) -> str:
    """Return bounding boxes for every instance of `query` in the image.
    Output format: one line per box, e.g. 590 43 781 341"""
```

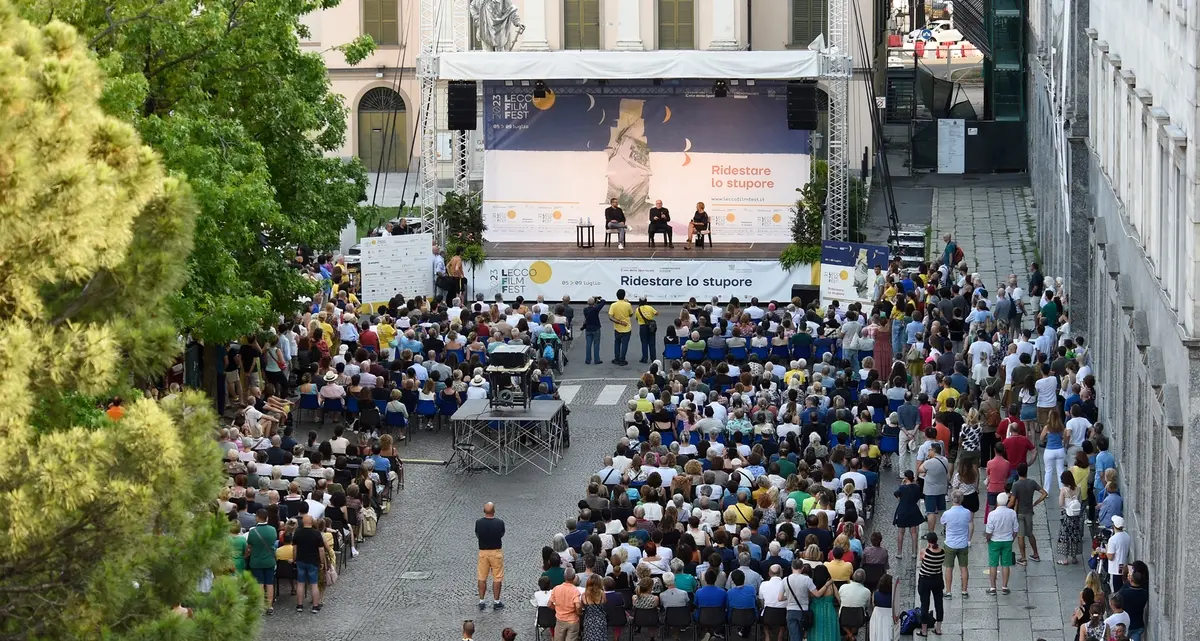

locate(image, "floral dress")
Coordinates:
581 603 608 641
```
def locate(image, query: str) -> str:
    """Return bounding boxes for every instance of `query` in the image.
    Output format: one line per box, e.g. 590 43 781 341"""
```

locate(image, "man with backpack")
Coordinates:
941 233 963 269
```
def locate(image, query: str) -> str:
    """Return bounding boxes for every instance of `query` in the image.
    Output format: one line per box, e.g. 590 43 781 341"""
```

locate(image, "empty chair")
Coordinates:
663 342 683 360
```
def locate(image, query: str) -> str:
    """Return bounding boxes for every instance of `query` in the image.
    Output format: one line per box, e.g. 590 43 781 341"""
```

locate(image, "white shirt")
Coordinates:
612 455 632 474
760 576 787 610
1034 377 1059 407
656 466 678 487
305 498 326 521
1105 531 1131 575
709 403 728 425
1015 340 1036 358
699 508 723 528
1065 417 1090 448
530 590 552 607
746 305 765 321
329 436 349 455
466 386 488 400
642 502 663 521
1002 353 1022 384
985 506 1019 542
968 340 993 367
1104 611 1131 632
840 471 868 492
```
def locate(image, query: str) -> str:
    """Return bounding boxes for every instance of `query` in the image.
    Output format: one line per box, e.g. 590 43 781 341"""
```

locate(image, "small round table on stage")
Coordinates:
576 224 595 249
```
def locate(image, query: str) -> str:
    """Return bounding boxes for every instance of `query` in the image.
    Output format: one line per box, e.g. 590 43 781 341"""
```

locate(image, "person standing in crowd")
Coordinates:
1056 469 1084 565
1116 565 1149 641
918 442 950 533
582 296 604 365
608 289 633 366
476 502 506 610
647 199 673 248
781 558 817 641
985 491 1018 594
635 296 658 364
604 198 628 250
548 567 582 641
292 514 326 613
916 532 945 637
1011 463 1048 564
430 244 446 295
941 233 958 269
1105 515 1131 593
246 509 278 615
940 491 972 599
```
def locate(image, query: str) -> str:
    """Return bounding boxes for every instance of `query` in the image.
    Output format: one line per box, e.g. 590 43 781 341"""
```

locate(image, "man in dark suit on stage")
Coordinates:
648 200 673 248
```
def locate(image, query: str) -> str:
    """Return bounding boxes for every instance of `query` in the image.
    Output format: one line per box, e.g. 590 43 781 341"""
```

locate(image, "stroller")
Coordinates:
534 330 564 374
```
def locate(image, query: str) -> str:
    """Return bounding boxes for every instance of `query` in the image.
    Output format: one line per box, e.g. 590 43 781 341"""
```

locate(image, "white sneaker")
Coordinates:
619 243 625 249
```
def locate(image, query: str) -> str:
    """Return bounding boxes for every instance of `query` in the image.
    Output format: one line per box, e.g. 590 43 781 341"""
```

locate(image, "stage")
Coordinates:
484 241 790 261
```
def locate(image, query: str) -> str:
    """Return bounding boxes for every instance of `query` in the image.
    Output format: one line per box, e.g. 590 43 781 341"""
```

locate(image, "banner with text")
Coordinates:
819 240 890 305
483 81 812 243
360 233 433 308
479 258 818 302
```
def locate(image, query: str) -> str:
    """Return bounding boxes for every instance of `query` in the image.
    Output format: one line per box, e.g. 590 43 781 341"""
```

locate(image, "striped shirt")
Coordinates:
919 547 945 577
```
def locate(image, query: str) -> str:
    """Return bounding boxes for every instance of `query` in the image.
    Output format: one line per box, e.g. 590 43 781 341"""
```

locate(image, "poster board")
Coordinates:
359 233 433 308
819 240 890 306
937 118 966 174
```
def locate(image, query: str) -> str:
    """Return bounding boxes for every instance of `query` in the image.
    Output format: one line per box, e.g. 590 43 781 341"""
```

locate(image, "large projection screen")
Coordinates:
482 81 812 243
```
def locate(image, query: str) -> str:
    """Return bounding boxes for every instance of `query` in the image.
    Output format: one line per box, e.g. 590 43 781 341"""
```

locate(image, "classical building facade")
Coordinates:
1028 0 1199 636
301 0 883 193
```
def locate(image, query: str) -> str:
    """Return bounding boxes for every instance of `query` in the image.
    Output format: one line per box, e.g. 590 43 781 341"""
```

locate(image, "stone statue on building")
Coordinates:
470 0 525 51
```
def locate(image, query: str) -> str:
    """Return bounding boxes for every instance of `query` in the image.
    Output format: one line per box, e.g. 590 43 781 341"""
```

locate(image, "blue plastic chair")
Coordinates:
448 348 466 364
416 399 438 431
538 376 555 394
686 349 705 362
873 407 886 424
888 399 904 413
663 343 683 360
771 344 790 360
880 435 899 454
385 411 409 443
298 394 320 424
730 346 748 362
660 431 675 448
707 346 727 361
375 400 389 415
320 397 344 424
751 345 770 361
813 338 834 361
345 395 360 416
436 396 459 431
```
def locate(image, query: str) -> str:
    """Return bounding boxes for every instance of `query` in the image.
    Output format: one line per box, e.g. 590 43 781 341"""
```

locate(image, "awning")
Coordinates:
437 50 824 81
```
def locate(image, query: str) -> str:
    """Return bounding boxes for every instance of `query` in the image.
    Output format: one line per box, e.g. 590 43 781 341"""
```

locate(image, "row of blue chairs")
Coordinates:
662 339 846 364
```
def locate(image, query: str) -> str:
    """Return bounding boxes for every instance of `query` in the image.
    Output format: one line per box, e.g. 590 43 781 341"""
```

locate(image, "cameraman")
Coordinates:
583 296 605 366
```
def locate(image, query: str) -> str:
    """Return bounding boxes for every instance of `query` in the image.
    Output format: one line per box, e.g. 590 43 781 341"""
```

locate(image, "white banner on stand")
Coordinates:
360 233 433 307
478 258 817 302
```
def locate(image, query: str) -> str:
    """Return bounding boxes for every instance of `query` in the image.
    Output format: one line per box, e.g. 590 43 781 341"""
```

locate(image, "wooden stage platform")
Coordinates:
484 241 789 260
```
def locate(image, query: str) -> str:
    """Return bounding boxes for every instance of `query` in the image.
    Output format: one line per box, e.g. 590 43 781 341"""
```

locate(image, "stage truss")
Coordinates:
416 0 853 246
449 399 566 475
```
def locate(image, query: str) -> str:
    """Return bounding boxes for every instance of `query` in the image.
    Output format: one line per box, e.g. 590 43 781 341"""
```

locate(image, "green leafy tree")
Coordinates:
780 160 869 268
0 5 258 640
16 0 377 344
441 191 487 265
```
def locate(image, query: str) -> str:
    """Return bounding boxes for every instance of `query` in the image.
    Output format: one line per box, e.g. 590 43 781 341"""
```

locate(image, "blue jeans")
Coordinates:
844 348 859 371
639 324 655 362
614 331 631 362
786 609 807 641
891 321 904 358
585 328 601 363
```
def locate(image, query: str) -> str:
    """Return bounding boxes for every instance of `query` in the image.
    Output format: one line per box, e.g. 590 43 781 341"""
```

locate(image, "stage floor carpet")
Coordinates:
484 241 789 260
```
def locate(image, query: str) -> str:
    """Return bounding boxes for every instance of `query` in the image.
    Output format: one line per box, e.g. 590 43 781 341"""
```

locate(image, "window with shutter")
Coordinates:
791 0 827 47
658 0 695 50
565 0 601 50
364 0 399 46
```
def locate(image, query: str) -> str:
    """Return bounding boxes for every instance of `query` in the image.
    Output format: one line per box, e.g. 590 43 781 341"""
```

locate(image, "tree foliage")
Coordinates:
442 191 488 264
0 5 258 639
781 160 870 267
17 0 375 343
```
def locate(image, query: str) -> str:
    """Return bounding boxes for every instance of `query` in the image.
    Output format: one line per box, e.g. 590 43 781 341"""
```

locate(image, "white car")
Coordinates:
906 20 963 44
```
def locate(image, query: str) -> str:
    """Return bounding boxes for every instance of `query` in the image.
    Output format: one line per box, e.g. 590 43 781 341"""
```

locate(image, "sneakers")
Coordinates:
479 600 488 611
493 601 506 610
296 604 304 613
311 604 322 613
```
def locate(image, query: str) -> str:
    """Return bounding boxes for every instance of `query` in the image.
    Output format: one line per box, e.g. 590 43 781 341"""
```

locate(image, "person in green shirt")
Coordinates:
1040 294 1059 327
777 454 797 478
788 489 812 515
228 520 247 574
540 558 565 587
852 410 878 438
246 509 279 614
683 331 707 355
830 412 852 437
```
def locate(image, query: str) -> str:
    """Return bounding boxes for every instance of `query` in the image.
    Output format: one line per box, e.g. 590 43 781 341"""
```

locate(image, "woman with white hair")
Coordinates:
551 533 574 568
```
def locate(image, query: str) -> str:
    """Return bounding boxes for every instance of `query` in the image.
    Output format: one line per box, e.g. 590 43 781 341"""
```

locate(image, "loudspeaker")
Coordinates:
447 80 477 131
786 82 819 131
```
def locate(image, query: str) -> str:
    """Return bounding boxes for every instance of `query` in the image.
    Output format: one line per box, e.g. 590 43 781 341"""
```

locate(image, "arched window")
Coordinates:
357 87 407 172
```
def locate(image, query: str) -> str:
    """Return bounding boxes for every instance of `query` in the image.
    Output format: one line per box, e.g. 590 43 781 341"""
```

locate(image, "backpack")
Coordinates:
899 608 923 634
983 402 1002 429
951 245 964 266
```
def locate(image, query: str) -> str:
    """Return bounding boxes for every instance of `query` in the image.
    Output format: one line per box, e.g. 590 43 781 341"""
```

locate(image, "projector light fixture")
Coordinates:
713 79 728 98
534 80 547 99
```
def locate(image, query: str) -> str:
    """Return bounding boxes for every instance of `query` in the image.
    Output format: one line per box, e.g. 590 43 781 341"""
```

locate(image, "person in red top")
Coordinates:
997 403 1025 439
105 397 126 421
358 319 380 353
932 420 952 459
984 442 1011 518
917 393 935 429
1001 424 1036 481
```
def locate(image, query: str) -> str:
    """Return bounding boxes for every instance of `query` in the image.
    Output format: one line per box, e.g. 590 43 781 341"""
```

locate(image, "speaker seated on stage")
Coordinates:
685 202 711 250
648 200 674 248
604 198 628 249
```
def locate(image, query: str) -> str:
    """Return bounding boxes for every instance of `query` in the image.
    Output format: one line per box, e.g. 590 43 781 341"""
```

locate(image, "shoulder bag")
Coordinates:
638 306 658 335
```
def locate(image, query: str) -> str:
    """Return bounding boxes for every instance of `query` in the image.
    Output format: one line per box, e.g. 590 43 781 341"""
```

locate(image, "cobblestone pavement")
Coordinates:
932 186 1038 287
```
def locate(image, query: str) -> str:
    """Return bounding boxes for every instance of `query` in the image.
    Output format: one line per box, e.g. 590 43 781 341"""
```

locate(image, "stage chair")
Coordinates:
604 228 620 247
649 227 672 247
695 226 713 248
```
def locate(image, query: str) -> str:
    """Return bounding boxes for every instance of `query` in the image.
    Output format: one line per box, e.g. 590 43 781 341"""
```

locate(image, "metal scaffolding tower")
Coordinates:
823 0 853 241
417 0 470 245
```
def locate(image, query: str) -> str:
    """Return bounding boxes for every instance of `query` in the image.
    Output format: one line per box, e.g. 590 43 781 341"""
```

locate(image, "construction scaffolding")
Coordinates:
417 0 471 245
